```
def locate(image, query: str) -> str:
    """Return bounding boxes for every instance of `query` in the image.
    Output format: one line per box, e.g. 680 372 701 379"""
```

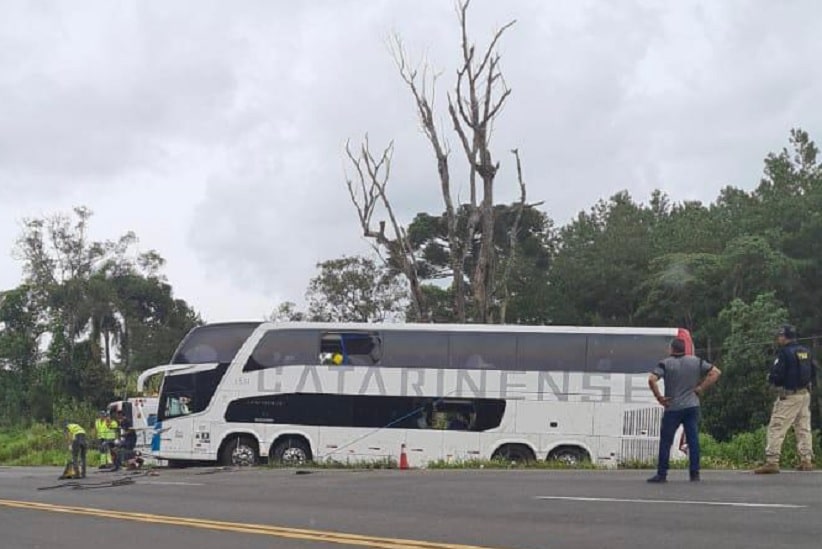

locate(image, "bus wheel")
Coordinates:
219 436 259 467
270 437 312 466
548 446 588 467
492 444 535 464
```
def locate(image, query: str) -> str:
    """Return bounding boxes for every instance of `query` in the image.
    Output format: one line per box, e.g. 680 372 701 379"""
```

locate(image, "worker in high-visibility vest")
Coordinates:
94 410 119 468
63 421 87 479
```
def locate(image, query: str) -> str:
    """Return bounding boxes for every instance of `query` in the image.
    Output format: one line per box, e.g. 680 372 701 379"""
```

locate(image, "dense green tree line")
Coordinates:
0 207 201 425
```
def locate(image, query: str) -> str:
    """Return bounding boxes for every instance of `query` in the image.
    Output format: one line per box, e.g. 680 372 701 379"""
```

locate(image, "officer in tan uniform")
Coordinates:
755 324 817 473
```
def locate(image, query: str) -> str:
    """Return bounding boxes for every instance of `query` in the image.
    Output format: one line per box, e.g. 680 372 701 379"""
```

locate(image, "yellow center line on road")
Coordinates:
0 499 503 549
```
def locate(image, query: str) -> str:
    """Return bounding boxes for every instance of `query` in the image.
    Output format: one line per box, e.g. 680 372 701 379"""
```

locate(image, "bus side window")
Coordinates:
449 333 515 370
320 332 382 366
245 329 318 371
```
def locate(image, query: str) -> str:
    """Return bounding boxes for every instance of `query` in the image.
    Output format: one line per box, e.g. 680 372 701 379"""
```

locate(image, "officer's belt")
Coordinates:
779 387 810 395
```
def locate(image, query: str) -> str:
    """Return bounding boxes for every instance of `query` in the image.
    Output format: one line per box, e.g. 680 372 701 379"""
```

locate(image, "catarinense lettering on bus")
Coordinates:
251 366 654 403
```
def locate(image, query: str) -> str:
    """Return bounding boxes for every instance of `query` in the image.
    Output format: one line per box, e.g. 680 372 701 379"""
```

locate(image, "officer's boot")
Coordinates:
754 462 780 474
796 460 814 471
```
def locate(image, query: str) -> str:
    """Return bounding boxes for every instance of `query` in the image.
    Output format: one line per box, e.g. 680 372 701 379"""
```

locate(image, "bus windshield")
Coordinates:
171 322 261 365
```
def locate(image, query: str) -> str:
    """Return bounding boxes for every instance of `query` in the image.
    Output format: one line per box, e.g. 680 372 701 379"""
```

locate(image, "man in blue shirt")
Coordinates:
755 324 817 474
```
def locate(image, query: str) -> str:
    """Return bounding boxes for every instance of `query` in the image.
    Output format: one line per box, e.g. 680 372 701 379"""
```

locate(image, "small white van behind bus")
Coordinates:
107 397 164 465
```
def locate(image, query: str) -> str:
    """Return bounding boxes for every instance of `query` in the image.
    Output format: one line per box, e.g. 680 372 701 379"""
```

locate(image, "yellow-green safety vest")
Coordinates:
95 419 117 440
66 423 86 439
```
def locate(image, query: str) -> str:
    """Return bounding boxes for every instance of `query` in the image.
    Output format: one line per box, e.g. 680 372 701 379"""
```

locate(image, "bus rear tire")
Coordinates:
270 437 312 466
219 435 259 467
492 444 535 464
547 446 589 467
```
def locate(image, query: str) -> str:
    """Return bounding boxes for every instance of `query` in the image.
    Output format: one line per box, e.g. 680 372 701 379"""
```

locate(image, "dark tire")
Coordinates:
219 436 259 467
269 437 312 466
547 446 589 467
491 444 536 464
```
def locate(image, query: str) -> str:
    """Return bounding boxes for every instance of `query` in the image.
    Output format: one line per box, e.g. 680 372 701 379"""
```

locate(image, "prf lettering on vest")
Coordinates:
251 366 653 403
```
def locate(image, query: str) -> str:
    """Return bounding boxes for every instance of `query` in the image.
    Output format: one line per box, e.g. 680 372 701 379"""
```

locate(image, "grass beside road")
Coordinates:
2 424 819 469
0 424 101 466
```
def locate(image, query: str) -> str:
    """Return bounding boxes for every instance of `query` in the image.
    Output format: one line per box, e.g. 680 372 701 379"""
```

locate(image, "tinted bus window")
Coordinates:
381 331 449 368
224 394 506 431
516 333 587 372
171 323 260 365
320 332 382 366
244 330 318 371
586 334 672 373
450 333 516 370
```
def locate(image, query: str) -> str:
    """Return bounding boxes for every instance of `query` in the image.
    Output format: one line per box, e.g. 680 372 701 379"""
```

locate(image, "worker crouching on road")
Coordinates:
62 421 88 479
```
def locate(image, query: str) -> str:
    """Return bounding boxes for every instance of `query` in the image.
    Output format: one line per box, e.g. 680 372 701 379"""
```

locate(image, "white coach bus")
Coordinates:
138 321 694 468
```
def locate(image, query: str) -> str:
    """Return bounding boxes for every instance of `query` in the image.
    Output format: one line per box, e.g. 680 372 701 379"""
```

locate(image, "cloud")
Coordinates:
0 1 252 197
1 0 821 322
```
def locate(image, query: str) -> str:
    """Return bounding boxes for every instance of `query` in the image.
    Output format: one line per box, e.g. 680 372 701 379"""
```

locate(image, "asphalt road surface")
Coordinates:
0 465 820 549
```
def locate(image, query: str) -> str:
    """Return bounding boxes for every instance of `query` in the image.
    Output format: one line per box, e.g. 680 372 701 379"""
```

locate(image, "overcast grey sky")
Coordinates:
1 0 820 323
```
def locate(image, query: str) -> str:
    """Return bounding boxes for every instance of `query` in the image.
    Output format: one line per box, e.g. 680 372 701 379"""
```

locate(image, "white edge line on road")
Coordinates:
141 481 204 486
535 496 806 509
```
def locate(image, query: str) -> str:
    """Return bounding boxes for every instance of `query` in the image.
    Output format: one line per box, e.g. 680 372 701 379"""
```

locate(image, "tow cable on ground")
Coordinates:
37 470 155 491
194 466 239 475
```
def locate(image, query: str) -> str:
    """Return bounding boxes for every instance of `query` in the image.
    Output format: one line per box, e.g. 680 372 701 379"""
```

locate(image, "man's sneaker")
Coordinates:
689 472 701 482
796 461 814 472
646 474 667 483
753 463 780 474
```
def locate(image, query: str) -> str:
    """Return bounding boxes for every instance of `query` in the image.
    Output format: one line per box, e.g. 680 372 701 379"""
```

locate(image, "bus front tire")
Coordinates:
547 446 589 467
219 436 259 467
492 444 535 464
270 437 312 466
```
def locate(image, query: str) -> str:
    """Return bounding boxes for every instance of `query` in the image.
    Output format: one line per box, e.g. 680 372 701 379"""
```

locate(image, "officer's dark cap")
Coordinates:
777 324 797 339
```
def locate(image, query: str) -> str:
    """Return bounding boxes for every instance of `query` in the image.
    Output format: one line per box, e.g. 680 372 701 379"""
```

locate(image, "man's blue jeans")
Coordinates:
657 406 700 477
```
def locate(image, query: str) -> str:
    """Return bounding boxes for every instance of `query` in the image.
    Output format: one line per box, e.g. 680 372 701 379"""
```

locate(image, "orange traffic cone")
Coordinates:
399 443 409 470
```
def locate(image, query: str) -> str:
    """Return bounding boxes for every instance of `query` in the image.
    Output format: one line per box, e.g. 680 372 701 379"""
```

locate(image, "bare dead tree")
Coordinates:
388 34 469 322
497 148 528 323
447 0 516 323
345 0 522 324
392 0 515 323
344 136 428 321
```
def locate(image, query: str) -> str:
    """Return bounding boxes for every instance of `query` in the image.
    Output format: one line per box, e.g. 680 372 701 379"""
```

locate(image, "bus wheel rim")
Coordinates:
557 452 578 465
233 446 255 466
282 448 306 463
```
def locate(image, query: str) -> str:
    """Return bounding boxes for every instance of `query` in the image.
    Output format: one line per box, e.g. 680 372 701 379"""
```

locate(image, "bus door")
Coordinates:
156 362 229 458
158 395 195 457
157 371 198 457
